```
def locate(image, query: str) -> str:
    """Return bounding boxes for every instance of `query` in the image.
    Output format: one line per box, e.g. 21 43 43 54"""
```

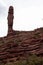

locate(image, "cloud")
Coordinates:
0 1 7 18
0 6 6 17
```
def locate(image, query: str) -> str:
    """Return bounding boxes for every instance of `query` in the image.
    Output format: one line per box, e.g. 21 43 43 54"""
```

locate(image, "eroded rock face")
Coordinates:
0 6 43 63
7 6 14 35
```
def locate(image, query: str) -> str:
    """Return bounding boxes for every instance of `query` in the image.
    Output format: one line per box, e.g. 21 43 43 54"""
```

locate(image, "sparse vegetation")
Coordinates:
0 55 43 65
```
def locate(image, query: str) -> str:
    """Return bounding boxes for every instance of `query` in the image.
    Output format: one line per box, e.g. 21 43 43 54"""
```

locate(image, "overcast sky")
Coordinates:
0 0 43 37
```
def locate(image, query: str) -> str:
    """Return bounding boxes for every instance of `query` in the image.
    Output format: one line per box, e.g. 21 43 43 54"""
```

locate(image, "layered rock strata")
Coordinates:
0 6 43 63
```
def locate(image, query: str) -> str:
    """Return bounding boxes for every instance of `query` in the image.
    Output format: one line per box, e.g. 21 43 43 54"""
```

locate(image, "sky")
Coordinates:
0 0 43 37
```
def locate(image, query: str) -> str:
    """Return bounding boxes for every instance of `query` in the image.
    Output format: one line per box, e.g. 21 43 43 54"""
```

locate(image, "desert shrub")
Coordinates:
26 54 43 65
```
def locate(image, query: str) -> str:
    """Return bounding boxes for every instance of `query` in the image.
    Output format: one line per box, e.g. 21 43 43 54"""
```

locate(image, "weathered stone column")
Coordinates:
7 6 14 35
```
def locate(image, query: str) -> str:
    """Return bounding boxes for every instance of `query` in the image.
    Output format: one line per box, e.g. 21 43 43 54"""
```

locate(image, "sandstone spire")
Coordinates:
7 6 14 35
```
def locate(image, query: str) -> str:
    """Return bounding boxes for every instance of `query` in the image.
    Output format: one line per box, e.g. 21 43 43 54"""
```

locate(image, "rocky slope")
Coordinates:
0 27 43 63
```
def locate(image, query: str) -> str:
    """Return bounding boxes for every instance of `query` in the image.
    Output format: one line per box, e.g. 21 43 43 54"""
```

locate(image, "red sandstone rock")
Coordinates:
0 6 43 63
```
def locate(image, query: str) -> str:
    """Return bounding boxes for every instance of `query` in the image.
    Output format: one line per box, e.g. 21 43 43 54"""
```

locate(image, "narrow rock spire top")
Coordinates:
7 6 14 35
